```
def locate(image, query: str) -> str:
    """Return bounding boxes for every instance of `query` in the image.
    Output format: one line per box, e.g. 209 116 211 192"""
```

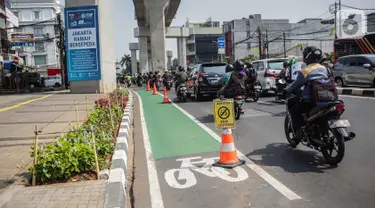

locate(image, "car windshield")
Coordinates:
202 65 226 74
367 56 375 63
267 61 285 71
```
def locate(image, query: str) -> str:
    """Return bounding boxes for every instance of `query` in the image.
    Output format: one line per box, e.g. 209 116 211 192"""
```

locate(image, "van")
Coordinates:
252 58 288 94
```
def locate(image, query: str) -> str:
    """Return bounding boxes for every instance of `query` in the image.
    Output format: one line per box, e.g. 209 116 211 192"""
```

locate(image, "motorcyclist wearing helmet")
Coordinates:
175 66 188 92
277 61 289 80
218 60 247 98
320 56 334 78
285 46 330 140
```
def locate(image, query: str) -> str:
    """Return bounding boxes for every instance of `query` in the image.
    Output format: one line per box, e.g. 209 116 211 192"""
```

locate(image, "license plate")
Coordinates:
210 80 218 84
328 119 351 128
235 100 243 104
254 86 261 89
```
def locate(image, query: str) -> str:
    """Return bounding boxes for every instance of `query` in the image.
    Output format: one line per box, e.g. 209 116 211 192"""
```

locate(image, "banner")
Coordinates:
11 33 35 46
65 5 101 81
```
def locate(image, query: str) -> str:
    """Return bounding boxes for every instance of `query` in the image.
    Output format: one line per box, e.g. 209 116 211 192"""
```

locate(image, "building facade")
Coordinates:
0 0 12 59
223 14 334 61
184 20 223 65
10 0 61 73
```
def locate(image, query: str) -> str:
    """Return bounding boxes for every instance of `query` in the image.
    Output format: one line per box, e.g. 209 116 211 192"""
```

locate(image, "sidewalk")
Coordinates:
2 180 105 208
337 87 375 97
0 92 99 195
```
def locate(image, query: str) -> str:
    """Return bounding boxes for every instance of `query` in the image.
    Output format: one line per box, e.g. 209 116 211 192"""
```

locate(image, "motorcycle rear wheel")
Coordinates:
321 129 345 165
235 106 241 120
252 91 259 102
284 116 300 148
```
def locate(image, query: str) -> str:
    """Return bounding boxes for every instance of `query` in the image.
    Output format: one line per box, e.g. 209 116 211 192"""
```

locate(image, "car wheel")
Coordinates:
335 77 344 87
54 82 61 87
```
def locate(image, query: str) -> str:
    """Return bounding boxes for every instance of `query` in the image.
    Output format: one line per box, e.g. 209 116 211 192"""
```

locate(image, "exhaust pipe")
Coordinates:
345 132 356 142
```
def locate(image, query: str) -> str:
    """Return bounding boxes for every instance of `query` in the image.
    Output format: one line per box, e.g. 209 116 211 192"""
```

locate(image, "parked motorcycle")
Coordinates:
275 78 288 101
177 83 188 102
246 81 261 102
284 93 355 165
234 96 245 120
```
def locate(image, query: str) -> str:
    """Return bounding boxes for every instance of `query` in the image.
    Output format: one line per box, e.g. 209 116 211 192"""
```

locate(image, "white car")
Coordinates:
44 76 62 88
252 58 288 94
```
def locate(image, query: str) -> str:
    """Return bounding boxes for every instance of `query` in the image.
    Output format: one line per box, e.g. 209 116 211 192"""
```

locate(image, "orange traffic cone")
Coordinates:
146 81 150 91
163 86 170 103
152 83 157 95
213 128 245 168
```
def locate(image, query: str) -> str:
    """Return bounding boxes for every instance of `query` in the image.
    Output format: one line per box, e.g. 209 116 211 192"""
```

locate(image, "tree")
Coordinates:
172 58 179 67
241 54 258 65
120 54 131 72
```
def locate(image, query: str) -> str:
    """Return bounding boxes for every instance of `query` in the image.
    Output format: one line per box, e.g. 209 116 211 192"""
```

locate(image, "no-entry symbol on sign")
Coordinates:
213 99 235 129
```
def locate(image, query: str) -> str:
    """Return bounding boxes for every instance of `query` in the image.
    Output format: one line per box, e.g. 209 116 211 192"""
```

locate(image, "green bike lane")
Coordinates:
133 90 307 208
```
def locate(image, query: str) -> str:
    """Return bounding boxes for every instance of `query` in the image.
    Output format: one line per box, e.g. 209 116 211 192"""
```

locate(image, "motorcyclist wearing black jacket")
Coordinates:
175 66 188 92
285 46 331 140
218 60 247 98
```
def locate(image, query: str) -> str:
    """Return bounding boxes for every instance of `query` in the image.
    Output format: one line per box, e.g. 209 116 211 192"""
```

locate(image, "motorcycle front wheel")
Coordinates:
284 116 300 148
235 106 241 120
252 91 259 102
321 129 345 165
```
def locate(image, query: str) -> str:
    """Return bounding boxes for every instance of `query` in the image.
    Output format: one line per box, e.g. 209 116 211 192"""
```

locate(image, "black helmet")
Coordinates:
178 66 184 71
225 64 234 73
233 60 244 71
283 61 288 67
303 46 323 65
246 63 253 69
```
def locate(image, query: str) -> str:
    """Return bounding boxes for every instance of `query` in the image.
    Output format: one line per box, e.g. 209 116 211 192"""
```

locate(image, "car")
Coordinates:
188 62 227 101
252 58 288 94
43 76 62 88
332 54 375 87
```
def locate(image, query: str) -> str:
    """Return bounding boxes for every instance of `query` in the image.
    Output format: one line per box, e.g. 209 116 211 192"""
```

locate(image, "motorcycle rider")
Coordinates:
285 46 331 140
136 73 143 86
125 73 132 86
218 60 247 98
175 66 189 93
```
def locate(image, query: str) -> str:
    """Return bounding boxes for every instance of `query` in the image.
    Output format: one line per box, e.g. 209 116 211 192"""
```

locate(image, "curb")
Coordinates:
337 87 375 97
104 92 133 208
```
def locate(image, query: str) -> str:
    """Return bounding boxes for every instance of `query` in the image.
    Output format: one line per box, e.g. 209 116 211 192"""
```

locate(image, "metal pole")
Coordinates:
283 32 286 58
258 27 262 59
91 126 100 180
334 2 338 39
32 125 39 186
338 0 342 38
75 100 80 126
265 30 269 59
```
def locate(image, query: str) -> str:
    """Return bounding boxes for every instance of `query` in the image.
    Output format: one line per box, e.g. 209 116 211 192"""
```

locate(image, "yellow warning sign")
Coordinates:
213 99 235 129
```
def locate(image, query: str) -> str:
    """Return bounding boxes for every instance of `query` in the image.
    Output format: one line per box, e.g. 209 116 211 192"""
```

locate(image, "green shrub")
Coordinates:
31 89 128 182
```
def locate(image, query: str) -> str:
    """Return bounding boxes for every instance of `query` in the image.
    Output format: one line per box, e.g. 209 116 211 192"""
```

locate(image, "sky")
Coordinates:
112 0 373 60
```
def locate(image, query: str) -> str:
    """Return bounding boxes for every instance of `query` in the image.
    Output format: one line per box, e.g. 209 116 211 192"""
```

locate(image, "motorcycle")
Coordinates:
126 80 131 88
284 93 355 165
275 78 288 101
246 81 261 102
164 79 173 91
137 78 143 87
234 96 245 120
177 83 188 102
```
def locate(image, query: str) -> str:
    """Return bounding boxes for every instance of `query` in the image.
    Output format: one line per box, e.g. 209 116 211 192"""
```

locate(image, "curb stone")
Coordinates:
104 92 133 208
337 87 375 97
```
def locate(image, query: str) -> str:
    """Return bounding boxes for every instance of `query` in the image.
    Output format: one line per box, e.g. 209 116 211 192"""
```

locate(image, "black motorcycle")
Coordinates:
137 78 143 87
163 79 173 91
177 83 188 102
275 78 288 101
234 96 245 120
284 93 355 165
246 81 261 102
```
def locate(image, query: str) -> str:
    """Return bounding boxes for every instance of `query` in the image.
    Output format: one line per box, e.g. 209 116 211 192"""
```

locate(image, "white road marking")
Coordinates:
339 95 375 100
132 90 165 208
159 92 302 200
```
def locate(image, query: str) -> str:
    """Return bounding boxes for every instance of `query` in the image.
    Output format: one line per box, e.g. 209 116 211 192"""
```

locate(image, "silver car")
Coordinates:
333 54 375 87
252 58 288 93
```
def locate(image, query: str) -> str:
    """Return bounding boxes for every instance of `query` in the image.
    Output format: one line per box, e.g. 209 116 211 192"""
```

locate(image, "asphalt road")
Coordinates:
132 86 375 208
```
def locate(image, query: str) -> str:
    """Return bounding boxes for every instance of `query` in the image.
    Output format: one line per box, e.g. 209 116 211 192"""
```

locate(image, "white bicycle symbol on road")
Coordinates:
164 156 248 189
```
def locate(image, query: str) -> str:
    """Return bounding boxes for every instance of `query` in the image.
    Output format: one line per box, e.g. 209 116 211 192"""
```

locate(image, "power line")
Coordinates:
341 4 375 11
7 18 56 30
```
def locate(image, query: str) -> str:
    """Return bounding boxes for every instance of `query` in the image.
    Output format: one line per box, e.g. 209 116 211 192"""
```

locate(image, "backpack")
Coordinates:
310 78 338 105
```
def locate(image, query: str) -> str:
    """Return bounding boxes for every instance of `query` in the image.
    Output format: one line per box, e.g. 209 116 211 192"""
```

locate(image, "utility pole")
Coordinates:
265 30 269 59
283 32 286 58
55 13 66 89
334 2 338 39
257 27 262 59
338 0 342 38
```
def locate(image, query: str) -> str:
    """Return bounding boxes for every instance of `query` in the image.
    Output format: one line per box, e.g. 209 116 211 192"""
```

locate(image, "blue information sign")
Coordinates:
65 5 101 81
217 37 225 48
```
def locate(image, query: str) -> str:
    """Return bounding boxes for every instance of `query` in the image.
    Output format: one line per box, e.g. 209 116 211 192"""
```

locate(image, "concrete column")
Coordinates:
144 0 168 72
177 37 187 69
65 0 116 93
129 43 139 75
166 50 173 70
138 37 148 74
147 37 152 71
